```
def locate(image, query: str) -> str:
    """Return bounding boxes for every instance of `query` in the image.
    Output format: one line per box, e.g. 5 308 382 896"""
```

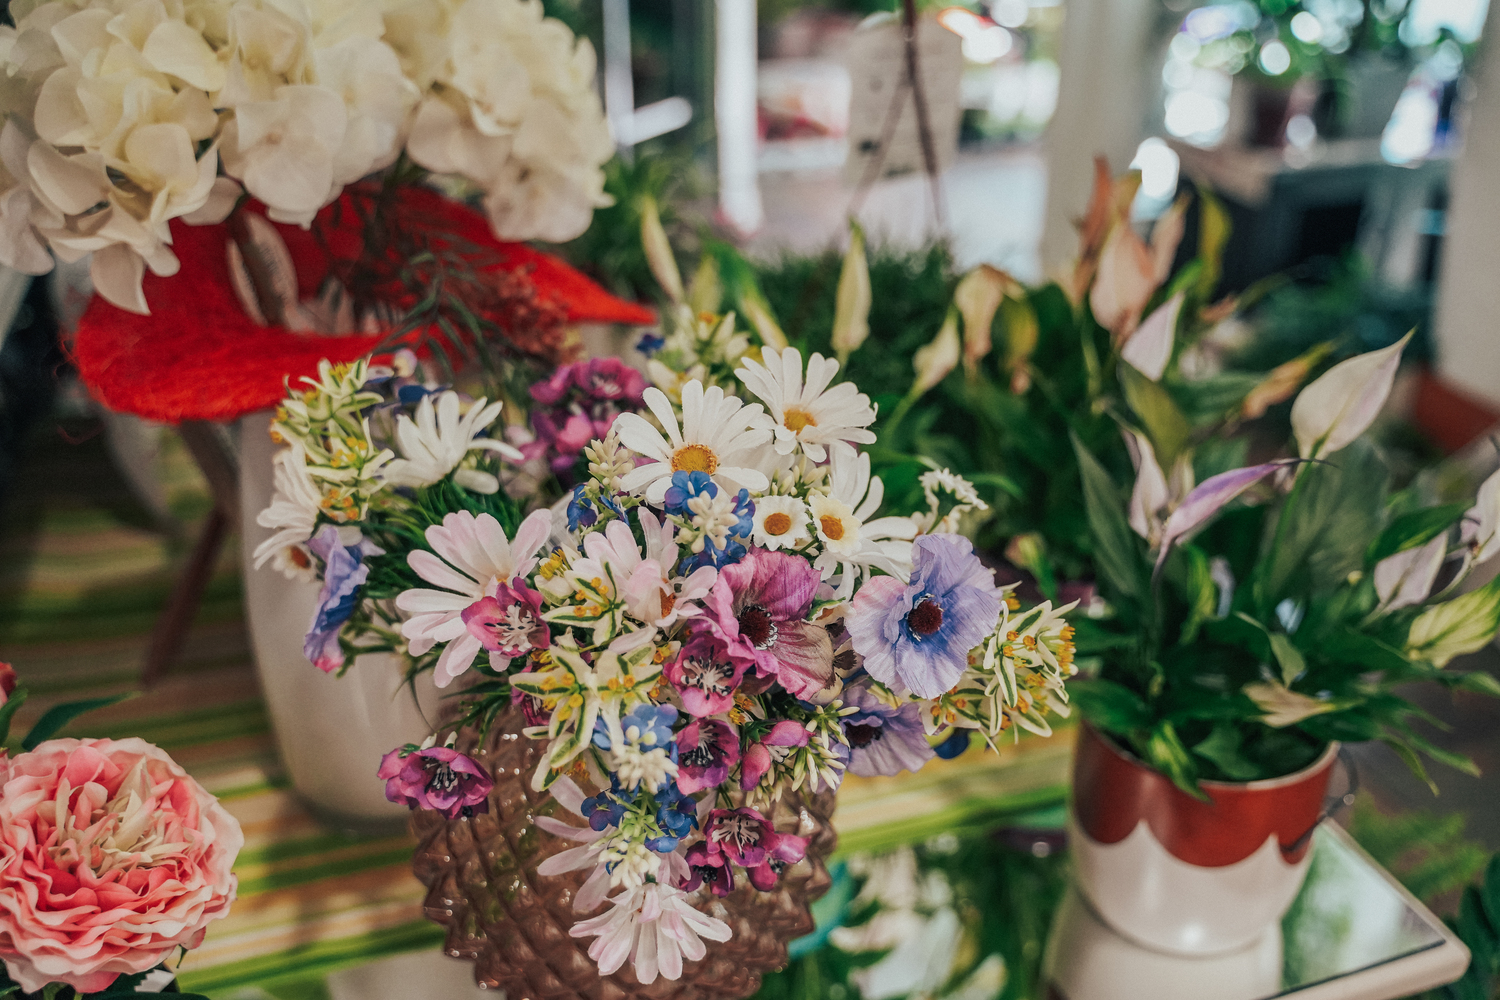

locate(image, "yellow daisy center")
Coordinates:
672 444 718 474
764 512 793 536
782 407 817 433
820 515 845 541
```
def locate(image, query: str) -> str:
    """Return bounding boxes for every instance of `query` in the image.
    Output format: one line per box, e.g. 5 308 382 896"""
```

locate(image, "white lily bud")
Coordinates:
1290 333 1411 459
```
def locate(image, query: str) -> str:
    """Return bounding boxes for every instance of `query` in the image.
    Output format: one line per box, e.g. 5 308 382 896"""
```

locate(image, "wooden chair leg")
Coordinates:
141 503 231 688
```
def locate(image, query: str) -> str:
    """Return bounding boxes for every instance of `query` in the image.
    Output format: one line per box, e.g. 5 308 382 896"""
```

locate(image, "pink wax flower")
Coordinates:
378 744 494 819
0 738 243 994
703 548 834 700
526 358 648 474
461 579 550 660
0 662 14 706
740 719 810 790
702 807 808 891
664 633 747 716
675 719 740 794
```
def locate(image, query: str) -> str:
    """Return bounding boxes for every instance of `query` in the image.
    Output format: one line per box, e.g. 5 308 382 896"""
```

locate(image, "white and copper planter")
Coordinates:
1069 722 1339 956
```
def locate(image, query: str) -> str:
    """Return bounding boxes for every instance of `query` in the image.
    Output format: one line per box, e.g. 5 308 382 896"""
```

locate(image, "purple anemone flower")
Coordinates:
676 718 740 794
704 548 834 700
682 841 734 897
664 633 748 716
845 534 1002 698
460 579 550 661
304 526 384 673
524 359 646 475
703 807 808 891
838 682 936 777
377 744 493 818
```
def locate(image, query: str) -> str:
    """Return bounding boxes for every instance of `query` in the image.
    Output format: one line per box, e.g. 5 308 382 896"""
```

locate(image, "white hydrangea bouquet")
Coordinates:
0 0 611 313
257 321 1078 982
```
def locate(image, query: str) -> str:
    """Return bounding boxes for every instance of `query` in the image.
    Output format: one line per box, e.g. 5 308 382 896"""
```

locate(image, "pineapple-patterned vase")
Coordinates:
411 707 837 999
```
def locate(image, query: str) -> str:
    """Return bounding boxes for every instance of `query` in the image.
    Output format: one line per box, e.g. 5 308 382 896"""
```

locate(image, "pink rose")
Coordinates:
0 662 15 705
0 738 243 993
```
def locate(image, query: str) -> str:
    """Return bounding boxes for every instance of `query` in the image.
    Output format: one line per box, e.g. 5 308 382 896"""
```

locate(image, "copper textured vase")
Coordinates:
411 708 837 999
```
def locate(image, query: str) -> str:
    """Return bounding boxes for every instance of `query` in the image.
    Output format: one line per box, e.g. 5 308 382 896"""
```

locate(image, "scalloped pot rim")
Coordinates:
1072 721 1339 869
1091 724 1341 791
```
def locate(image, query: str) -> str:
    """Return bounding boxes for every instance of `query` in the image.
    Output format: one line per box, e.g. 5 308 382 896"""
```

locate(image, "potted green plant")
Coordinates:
1066 332 1500 955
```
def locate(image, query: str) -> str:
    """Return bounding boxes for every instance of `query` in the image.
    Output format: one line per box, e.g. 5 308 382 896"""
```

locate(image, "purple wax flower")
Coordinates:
664 633 748 716
525 358 647 475
304 526 384 674
845 534 1002 699
377 744 493 819
838 682 936 777
682 841 734 897
704 548 834 700
703 807 808 891
675 718 740 794
460 579 550 661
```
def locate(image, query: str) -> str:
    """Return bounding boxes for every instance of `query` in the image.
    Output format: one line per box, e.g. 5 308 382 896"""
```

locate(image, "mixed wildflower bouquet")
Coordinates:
260 326 1078 981
1069 333 1500 793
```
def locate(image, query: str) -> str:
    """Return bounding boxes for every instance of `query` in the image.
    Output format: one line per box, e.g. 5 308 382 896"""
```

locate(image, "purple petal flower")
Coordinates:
838 682 936 777
664 633 748 716
377 744 493 818
704 548 834 700
461 579 550 660
676 718 740 794
703 808 808 891
1156 460 1299 566
845 534 1002 699
682 841 734 897
304 526 384 673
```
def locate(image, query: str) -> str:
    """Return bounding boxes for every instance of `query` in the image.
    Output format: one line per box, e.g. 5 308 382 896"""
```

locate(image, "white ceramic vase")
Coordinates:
238 410 441 831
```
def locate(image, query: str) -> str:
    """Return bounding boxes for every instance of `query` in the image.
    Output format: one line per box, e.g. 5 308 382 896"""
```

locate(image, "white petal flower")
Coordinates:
394 508 554 685
612 381 772 503
383 391 522 491
752 494 810 551
812 443 917 600
568 882 732 983
221 84 349 226
254 444 323 573
735 346 877 462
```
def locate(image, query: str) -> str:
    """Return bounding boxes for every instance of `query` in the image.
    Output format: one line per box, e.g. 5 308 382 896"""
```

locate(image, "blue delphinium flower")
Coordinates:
636 332 666 355
662 470 715 514
648 783 699 852
303 526 384 673
665 471 755 570
845 533 1003 698
568 485 599 532
581 778 629 831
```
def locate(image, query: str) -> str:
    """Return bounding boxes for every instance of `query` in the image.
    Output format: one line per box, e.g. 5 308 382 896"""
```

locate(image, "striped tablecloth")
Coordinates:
5 617 1074 997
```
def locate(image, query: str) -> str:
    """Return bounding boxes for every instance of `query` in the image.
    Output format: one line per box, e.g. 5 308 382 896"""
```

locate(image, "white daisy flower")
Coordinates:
253 444 322 575
568 881 733 983
813 444 919 600
394 508 555 686
383 391 524 494
269 543 318 582
735 347 877 461
753 495 811 551
612 381 772 503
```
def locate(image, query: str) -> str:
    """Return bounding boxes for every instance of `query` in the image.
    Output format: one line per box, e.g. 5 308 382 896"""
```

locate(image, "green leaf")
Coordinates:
1269 633 1307 686
1367 502 1469 566
1196 188 1230 300
1407 574 1500 668
1172 545 1216 644
1192 723 1261 781
1398 728 1483 779
1457 670 1500 699
1382 737 1438 795
1120 362 1190 466
23 693 136 752
1145 722 1207 800
1070 679 1153 733
1070 433 1145 606
1481 854 1500 931
1460 886 1498 977
0 685 28 747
